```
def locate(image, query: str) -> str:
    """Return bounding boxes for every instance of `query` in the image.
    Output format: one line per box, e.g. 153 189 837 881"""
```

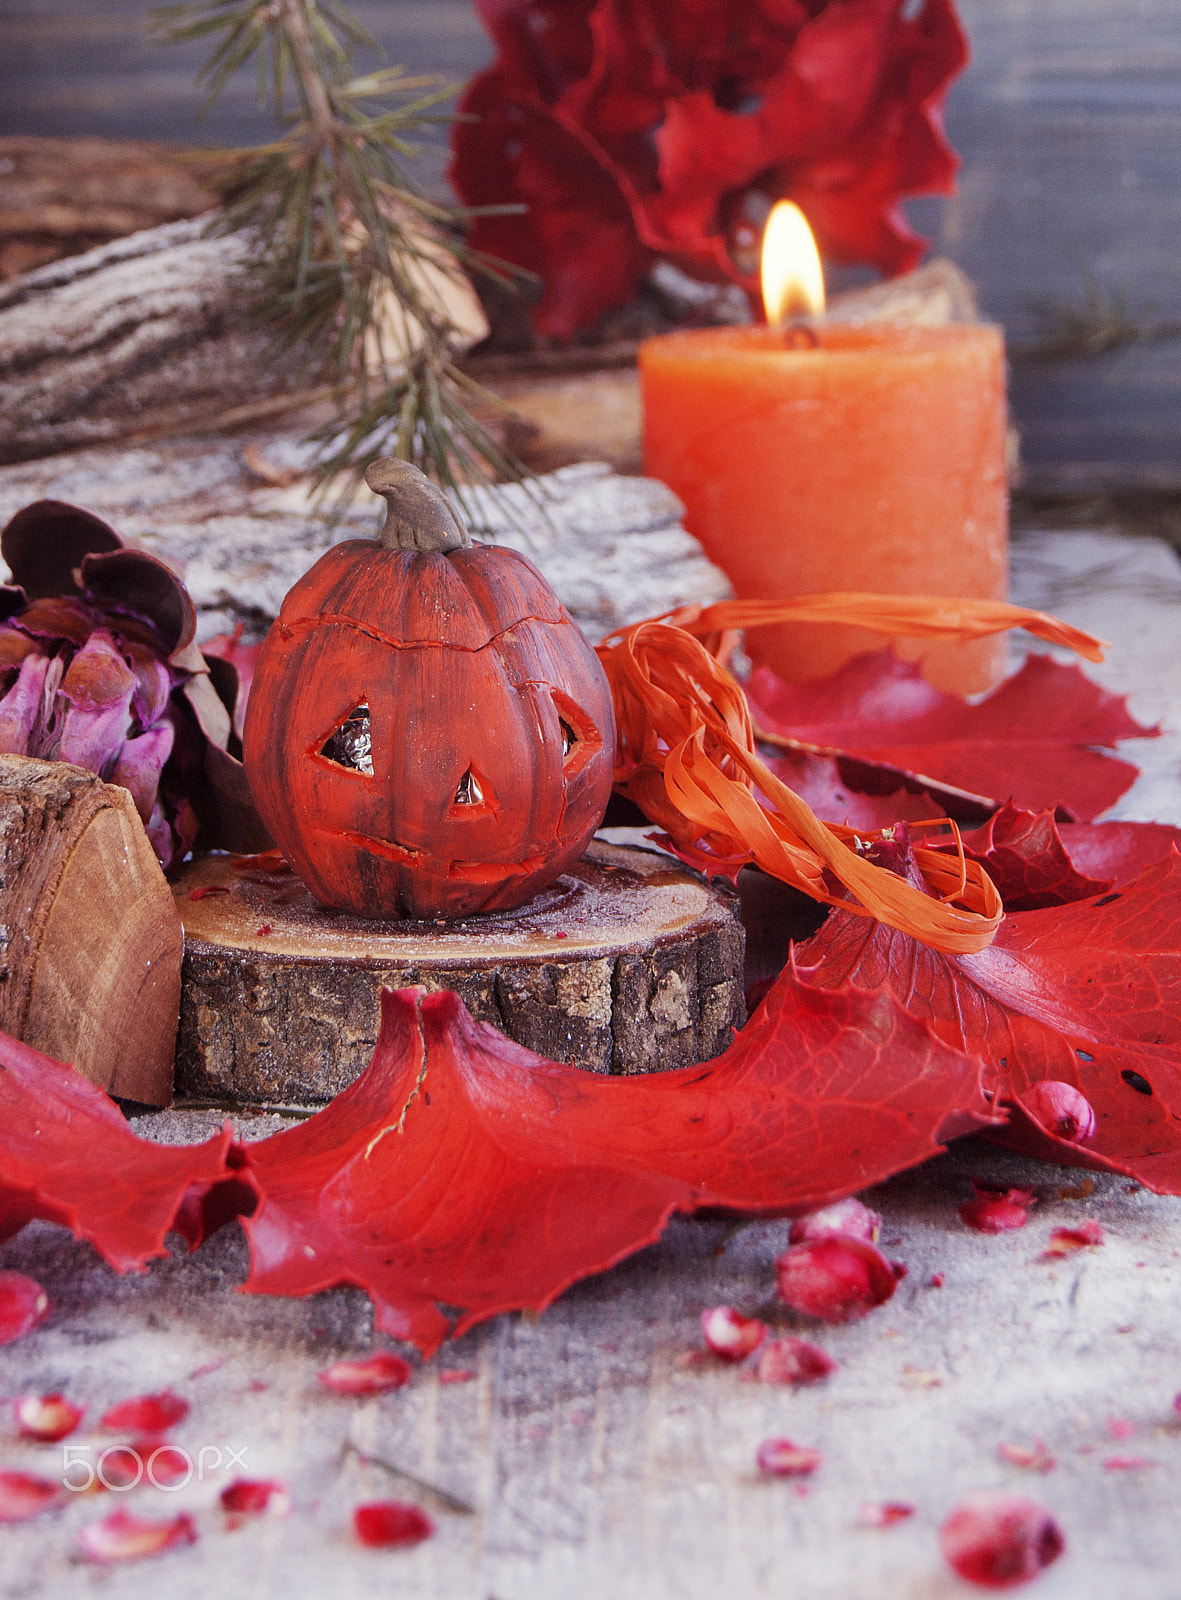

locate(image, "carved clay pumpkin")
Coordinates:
242 460 616 919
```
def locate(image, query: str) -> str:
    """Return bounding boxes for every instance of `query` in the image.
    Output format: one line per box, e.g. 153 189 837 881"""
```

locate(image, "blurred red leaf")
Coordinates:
796 834 1181 1193
238 982 988 1354
748 652 1156 823
451 0 968 338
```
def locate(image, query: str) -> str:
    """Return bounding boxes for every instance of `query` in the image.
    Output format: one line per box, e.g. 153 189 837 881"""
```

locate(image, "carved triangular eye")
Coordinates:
559 718 578 761
319 704 373 775
454 766 484 806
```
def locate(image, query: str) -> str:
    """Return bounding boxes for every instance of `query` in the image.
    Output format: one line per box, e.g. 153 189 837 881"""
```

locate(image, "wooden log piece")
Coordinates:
0 755 183 1105
173 840 746 1104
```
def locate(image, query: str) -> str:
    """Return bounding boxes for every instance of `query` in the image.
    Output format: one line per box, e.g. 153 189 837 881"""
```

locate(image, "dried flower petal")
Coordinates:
0 1470 61 1523
1019 1081 1096 1144
318 1353 412 1396
756 1438 823 1478
960 1180 1037 1234
100 1390 189 1433
353 1500 434 1548
79 1507 198 1563
1107 1416 1135 1441
14 1392 85 1442
221 1478 290 1522
757 1337 837 1386
701 1305 767 1362
1104 1453 1152 1471
0 1271 49 1344
775 1236 898 1323
1042 1221 1104 1258
438 1369 475 1385
858 1500 915 1527
940 1492 1064 1588
997 1440 1056 1473
790 1198 881 1245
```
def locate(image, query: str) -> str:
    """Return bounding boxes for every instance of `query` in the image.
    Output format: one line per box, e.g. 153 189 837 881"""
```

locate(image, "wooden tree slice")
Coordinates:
173 840 746 1104
0 755 182 1105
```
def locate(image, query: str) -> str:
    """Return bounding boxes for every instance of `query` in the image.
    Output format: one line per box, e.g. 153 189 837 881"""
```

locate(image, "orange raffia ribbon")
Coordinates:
595 594 1107 956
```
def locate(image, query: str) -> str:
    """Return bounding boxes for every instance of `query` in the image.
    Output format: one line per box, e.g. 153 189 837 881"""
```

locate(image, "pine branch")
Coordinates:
151 0 533 509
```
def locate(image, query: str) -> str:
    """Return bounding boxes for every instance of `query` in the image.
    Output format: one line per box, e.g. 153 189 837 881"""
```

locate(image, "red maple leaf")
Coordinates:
747 651 1156 822
0 1031 233 1272
794 831 1181 1193
238 982 988 1353
450 0 968 338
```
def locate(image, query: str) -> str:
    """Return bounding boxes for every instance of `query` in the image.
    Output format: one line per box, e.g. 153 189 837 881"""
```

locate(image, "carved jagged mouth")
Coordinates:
316 828 550 885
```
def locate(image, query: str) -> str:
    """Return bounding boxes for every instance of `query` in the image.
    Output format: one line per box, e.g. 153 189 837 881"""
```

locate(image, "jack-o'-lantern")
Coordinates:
242 460 617 919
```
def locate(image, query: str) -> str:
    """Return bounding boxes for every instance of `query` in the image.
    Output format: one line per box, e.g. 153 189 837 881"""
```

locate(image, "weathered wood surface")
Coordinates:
172 840 745 1102
7 0 1177 489
0 449 731 647
0 755 181 1104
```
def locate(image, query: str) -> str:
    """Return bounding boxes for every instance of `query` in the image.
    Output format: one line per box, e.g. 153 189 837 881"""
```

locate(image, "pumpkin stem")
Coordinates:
364 459 470 553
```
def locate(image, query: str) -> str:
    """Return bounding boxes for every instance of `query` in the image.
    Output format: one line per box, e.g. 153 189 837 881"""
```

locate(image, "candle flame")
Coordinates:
760 201 825 325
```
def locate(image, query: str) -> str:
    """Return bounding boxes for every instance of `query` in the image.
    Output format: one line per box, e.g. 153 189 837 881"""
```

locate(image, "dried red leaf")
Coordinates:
1041 1222 1104 1258
858 1500 915 1527
756 1438 823 1478
78 1507 197 1563
940 1492 1063 1588
0 1028 236 1270
221 1478 289 1522
748 652 1154 824
997 1440 1056 1473
13 1392 85 1441
701 1305 766 1362
757 1337 838 1386
795 838 1181 1195
452 0 968 338
0 1470 61 1523
317 1353 413 1396
353 1500 434 1548
100 1390 189 1433
0 1271 49 1344
237 982 984 1353
790 1197 881 1245
775 1236 899 1323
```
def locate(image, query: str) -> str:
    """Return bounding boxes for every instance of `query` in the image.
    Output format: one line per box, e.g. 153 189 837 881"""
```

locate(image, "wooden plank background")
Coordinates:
2 0 1179 490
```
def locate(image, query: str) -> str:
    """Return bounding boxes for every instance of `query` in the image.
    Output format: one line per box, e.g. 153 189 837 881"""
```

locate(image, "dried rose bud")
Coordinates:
790 1197 882 1245
756 1438 823 1478
775 1236 899 1323
757 1337 837 1386
940 1492 1064 1588
353 1500 434 1547
14 1392 85 1442
1020 1081 1096 1144
700 1305 766 1362
318 1352 412 1395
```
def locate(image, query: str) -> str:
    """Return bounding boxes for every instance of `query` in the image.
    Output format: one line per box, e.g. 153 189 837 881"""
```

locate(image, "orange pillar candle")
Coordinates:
639 316 1008 696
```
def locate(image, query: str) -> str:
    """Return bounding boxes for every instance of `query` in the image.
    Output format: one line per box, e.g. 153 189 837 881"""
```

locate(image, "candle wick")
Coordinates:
781 319 821 350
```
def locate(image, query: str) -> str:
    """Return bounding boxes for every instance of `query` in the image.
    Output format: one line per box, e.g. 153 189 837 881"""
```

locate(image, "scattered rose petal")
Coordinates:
1173 1393 1181 1415
1104 1453 1152 1471
775 1236 898 1323
1042 1221 1104 1258
318 1353 413 1395
940 1492 1064 1588
858 1500 915 1527
101 1390 189 1433
998 1440 1056 1473
188 1358 225 1379
1107 1416 1135 1441
0 1469 61 1523
756 1438 823 1478
929 1272 945 1288
901 1365 943 1390
353 1499 434 1547
189 884 230 900
790 1198 882 1245
1019 1081 1096 1144
438 1369 474 1385
138 1441 191 1489
757 1337 838 1386
13 1392 85 1442
701 1305 767 1362
0 1272 49 1344
959 1180 1037 1234
255 924 273 935
79 1507 198 1563
221 1478 290 1524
